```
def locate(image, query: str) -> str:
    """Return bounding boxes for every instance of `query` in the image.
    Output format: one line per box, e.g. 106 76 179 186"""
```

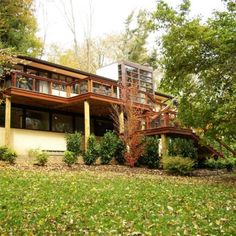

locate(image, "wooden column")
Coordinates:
84 100 90 150
119 109 124 134
161 134 168 157
5 96 11 147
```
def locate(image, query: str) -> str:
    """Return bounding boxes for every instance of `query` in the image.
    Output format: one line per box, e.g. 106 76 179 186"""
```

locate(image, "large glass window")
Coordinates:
52 113 73 133
0 106 5 127
75 116 84 133
94 120 113 136
16 74 33 90
11 107 24 128
25 110 49 131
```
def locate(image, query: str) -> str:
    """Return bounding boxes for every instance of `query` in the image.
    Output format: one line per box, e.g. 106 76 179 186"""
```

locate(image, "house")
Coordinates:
0 56 222 157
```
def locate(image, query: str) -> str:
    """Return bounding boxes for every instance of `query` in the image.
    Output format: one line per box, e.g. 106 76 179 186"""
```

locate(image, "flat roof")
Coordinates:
97 60 153 72
17 55 118 83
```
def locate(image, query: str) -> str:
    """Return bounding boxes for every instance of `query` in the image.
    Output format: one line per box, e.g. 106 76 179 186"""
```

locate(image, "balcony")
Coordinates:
7 71 120 99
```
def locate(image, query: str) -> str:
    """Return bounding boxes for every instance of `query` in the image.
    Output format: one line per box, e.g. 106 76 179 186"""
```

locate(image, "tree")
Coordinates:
149 0 236 147
112 86 145 167
0 0 42 56
119 10 156 66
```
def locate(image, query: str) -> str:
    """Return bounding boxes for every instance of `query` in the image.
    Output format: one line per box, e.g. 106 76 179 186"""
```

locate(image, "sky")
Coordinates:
35 0 226 49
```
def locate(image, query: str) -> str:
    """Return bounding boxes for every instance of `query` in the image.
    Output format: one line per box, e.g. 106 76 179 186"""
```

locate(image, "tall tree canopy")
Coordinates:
0 0 42 57
149 0 236 146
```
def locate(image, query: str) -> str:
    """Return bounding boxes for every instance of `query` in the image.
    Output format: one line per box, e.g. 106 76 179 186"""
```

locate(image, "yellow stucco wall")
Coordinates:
10 129 66 155
0 128 5 146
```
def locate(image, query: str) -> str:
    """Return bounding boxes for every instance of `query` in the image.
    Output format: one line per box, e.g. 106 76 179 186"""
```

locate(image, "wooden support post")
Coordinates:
5 96 11 147
119 109 124 134
84 100 90 150
88 79 92 92
66 84 71 97
161 134 168 157
12 73 16 87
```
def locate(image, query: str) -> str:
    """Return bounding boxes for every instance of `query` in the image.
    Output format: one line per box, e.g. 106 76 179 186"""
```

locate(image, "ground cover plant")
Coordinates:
0 168 235 235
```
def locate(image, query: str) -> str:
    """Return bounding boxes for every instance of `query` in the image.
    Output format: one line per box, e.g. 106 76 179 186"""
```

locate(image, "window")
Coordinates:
16 74 33 90
14 65 24 72
75 116 84 133
11 107 24 128
52 113 73 132
94 120 113 136
0 106 5 127
25 110 49 131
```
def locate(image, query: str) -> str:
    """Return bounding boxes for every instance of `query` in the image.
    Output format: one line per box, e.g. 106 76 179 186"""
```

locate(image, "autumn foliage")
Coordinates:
112 86 145 167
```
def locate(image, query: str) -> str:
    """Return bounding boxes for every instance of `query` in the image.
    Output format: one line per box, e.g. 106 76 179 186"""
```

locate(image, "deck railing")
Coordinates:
145 111 179 129
8 71 158 108
10 71 120 99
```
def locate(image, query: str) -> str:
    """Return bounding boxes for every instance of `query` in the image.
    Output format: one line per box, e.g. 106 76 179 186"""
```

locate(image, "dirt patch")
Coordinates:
1 155 235 183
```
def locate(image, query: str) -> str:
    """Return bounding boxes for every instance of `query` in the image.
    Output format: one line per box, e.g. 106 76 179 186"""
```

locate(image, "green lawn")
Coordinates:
0 168 235 235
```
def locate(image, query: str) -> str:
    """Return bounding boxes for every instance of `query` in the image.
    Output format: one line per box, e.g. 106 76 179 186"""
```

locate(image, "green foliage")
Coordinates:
168 138 198 159
83 135 100 165
114 140 126 165
65 132 82 156
100 131 125 164
162 156 195 175
204 157 236 171
0 146 8 160
28 148 41 158
140 136 160 169
149 0 236 146
63 151 77 167
36 152 49 166
0 0 42 56
2 148 17 164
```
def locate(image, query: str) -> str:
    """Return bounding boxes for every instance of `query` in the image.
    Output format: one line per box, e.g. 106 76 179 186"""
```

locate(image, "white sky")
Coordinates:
35 0 226 49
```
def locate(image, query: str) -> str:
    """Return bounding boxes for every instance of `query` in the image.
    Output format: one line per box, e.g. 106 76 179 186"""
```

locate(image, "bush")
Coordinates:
83 135 100 165
140 136 160 169
168 138 198 159
114 140 126 165
100 131 125 164
65 132 82 156
0 146 8 160
204 157 236 171
2 149 17 164
63 151 77 167
28 148 41 158
162 156 195 175
36 151 49 166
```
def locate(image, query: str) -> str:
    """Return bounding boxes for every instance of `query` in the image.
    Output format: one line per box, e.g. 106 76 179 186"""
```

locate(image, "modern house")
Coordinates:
0 56 222 157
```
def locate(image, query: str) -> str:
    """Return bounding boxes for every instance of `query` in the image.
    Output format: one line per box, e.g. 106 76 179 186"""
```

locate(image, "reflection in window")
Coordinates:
94 120 113 136
80 81 88 94
52 113 73 133
26 110 49 130
11 107 23 128
16 75 33 90
0 106 5 127
75 117 84 133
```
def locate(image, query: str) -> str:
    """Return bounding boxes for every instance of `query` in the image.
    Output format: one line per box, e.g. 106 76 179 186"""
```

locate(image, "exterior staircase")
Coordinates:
141 107 224 158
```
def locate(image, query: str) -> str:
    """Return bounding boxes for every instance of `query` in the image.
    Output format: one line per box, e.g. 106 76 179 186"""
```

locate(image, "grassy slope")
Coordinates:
0 169 235 235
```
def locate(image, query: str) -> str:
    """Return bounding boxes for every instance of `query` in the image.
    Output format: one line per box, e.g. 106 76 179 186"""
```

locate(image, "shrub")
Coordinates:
100 131 125 164
114 140 126 165
162 156 195 175
63 151 77 167
36 151 49 166
168 138 198 159
204 157 236 171
83 135 100 165
65 132 82 156
0 146 8 160
2 149 17 164
140 136 160 169
28 148 41 158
